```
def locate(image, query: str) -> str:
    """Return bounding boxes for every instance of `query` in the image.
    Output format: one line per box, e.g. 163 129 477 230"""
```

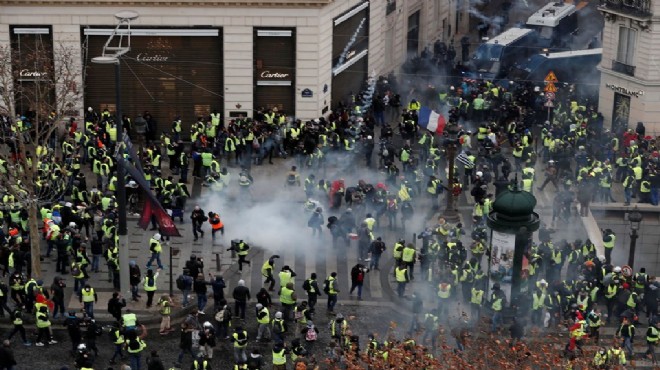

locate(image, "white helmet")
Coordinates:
203 321 212 328
275 311 283 319
613 266 622 273
153 233 161 241
476 171 483 177
77 343 87 351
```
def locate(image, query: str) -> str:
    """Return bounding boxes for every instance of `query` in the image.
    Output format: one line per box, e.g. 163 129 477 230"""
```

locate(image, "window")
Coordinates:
386 0 396 15
617 27 636 65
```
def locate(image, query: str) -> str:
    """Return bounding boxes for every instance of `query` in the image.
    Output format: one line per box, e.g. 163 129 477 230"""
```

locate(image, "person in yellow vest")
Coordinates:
157 294 173 335
35 305 56 346
490 283 506 333
125 327 148 370
646 320 659 364
608 342 627 366
401 244 417 280
408 99 421 112
231 325 249 363
395 263 410 298
437 277 452 318
79 284 98 319
278 282 297 321
272 342 290 370
470 285 484 323
592 346 609 369
109 321 125 364
602 228 616 265
143 268 160 308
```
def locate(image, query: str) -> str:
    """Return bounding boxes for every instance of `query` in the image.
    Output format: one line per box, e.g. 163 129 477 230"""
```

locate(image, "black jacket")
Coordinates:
233 285 251 302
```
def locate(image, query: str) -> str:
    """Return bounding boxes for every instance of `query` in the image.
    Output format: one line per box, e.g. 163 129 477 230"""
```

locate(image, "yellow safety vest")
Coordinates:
279 287 296 305
272 349 287 365
81 288 95 303
395 267 408 283
437 284 451 298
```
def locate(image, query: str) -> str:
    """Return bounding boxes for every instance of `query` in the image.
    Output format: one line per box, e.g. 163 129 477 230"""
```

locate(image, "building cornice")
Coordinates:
0 0 333 7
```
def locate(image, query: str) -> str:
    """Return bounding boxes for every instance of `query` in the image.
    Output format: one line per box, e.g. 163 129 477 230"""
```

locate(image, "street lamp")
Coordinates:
443 120 461 222
92 10 139 297
627 207 643 269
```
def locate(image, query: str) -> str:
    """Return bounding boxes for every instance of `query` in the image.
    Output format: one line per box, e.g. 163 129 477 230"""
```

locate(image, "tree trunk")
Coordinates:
29 203 42 279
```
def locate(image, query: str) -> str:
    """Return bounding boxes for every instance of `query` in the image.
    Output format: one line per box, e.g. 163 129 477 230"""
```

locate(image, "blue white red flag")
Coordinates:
417 106 446 134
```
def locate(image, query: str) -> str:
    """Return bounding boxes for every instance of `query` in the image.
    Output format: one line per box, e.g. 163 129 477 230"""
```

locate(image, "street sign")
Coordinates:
544 83 557 93
545 92 555 100
544 70 558 83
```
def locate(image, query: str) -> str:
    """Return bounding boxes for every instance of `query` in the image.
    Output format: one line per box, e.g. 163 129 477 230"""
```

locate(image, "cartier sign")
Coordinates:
19 69 47 78
259 70 290 79
136 53 169 63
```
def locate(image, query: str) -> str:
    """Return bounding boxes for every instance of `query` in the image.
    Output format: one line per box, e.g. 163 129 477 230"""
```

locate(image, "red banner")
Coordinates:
137 194 181 237
154 202 181 237
138 194 152 230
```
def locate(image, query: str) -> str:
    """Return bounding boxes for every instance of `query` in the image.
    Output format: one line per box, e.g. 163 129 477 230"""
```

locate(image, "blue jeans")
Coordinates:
182 289 190 306
129 353 141 370
327 294 337 311
83 302 94 318
350 283 363 299
625 188 633 204
651 187 659 205
111 343 123 361
74 278 86 296
91 254 101 272
131 284 139 300
146 252 163 269
177 348 196 365
492 311 502 332
369 254 381 270
623 336 634 357
197 294 207 312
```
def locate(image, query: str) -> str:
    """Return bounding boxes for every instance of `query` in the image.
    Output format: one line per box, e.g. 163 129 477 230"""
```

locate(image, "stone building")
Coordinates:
0 0 468 134
598 0 660 134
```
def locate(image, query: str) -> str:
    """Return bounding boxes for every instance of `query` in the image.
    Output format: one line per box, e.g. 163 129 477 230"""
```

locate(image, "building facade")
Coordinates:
0 0 467 134
598 0 660 134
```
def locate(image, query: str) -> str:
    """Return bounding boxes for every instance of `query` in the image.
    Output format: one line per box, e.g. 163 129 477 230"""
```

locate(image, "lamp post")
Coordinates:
443 120 461 222
92 10 139 296
627 207 643 269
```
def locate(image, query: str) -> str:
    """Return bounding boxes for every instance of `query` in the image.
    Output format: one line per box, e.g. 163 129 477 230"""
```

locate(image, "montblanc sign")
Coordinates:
605 83 644 98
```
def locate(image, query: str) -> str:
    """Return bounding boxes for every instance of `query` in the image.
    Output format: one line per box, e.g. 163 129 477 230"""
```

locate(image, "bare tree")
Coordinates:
0 40 82 278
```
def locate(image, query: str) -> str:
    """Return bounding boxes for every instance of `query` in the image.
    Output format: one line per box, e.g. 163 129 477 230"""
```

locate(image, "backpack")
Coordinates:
305 326 317 342
302 279 311 292
176 275 186 290
357 271 364 283
287 174 296 184
71 264 81 277
128 338 141 351
323 279 330 294
215 307 231 322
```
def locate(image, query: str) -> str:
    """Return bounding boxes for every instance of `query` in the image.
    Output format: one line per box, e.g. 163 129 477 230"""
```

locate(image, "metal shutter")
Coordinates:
83 30 223 139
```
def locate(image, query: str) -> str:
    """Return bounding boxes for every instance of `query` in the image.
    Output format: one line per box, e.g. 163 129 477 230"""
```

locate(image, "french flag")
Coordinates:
418 106 446 135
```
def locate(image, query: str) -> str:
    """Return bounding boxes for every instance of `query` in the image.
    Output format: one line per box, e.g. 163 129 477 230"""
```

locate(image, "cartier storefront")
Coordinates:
83 27 224 136
253 28 296 116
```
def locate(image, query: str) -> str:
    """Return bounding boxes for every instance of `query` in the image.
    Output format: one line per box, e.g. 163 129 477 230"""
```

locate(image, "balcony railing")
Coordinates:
600 0 652 18
612 60 636 76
